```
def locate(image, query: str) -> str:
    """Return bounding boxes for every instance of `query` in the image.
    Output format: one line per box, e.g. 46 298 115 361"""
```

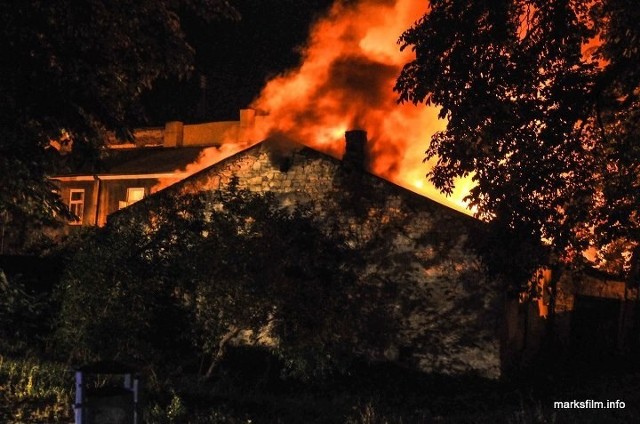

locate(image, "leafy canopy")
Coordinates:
0 0 236 227
56 186 393 378
396 0 640 266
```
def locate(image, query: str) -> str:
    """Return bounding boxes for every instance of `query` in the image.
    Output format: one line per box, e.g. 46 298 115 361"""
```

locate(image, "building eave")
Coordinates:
51 172 192 182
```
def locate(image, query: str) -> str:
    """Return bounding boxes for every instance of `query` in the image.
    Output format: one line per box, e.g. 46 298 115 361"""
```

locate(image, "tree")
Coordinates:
396 0 640 270
56 186 393 378
0 0 236 235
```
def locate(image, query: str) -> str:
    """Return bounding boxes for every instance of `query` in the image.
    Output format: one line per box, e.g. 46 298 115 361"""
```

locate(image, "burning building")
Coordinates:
95 124 638 378
110 129 504 378
42 0 638 378
49 111 639 377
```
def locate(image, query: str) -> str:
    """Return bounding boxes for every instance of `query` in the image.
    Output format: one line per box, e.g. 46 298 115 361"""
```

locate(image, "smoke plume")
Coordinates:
250 0 474 212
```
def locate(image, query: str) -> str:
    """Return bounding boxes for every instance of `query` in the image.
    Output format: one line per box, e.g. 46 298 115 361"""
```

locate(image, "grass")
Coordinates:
0 355 73 423
1 351 640 423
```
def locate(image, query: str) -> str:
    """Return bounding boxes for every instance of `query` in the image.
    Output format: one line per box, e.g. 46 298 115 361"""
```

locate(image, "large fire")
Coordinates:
160 0 606 215
248 0 474 213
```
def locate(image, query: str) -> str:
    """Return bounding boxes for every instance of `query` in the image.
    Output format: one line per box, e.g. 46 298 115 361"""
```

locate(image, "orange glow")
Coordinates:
582 33 608 68
250 0 475 214
580 0 608 68
156 1 607 215
152 143 255 192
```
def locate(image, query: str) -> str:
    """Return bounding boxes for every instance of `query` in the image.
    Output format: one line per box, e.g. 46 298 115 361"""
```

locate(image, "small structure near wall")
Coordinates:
74 361 140 424
502 266 640 375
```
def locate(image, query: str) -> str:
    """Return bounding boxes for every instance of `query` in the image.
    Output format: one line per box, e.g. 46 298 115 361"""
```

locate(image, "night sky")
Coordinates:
140 0 335 124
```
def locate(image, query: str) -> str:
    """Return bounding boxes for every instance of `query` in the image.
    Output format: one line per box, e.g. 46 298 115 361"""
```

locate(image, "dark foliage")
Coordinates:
0 256 62 355
0 0 236 232
56 187 394 379
396 0 640 269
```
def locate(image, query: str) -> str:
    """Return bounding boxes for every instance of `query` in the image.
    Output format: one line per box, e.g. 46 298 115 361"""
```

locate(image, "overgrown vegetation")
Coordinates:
2 187 639 422
54 185 398 380
0 356 72 423
2 351 640 423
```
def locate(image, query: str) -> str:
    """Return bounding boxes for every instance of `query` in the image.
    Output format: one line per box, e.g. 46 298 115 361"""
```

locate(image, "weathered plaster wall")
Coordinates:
153 139 502 378
97 179 160 227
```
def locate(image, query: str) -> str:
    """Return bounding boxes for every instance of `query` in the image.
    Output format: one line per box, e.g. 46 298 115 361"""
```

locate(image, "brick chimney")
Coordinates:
343 130 368 170
164 121 184 148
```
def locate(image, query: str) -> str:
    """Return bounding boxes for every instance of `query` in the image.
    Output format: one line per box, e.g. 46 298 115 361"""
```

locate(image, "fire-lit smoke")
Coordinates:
250 0 475 213
162 0 606 213
153 143 254 192
161 1 608 213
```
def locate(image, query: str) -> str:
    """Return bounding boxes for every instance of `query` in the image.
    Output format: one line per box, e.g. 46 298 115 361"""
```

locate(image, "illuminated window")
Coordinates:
127 187 145 203
69 189 85 225
119 187 145 209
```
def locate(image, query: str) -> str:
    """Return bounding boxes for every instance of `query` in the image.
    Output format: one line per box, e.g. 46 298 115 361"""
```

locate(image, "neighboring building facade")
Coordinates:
53 146 209 227
51 109 261 229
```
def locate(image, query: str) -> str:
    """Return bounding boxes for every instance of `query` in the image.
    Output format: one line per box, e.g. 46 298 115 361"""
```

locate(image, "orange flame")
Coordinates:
156 1 607 215
250 0 474 214
247 0 609 215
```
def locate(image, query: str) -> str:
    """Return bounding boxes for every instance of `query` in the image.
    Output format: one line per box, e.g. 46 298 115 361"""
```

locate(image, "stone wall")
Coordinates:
122 139 503 378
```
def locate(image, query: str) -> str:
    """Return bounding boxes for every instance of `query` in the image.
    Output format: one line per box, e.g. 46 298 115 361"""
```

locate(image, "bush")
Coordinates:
54 188 390 379
0 356 72 423
0 267 53 355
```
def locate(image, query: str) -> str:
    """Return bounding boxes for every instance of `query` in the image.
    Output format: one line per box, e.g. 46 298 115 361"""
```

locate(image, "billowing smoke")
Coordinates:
250 0 474 212
157 1 474 210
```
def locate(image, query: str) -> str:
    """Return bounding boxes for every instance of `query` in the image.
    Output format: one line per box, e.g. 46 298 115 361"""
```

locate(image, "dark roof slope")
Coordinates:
101 146 209 174
52 146 212 177
116 137 478 225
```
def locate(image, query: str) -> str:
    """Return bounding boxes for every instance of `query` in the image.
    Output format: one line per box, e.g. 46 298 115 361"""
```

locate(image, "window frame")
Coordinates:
119 187 146 210
126 187 145 204
69 189 85 225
